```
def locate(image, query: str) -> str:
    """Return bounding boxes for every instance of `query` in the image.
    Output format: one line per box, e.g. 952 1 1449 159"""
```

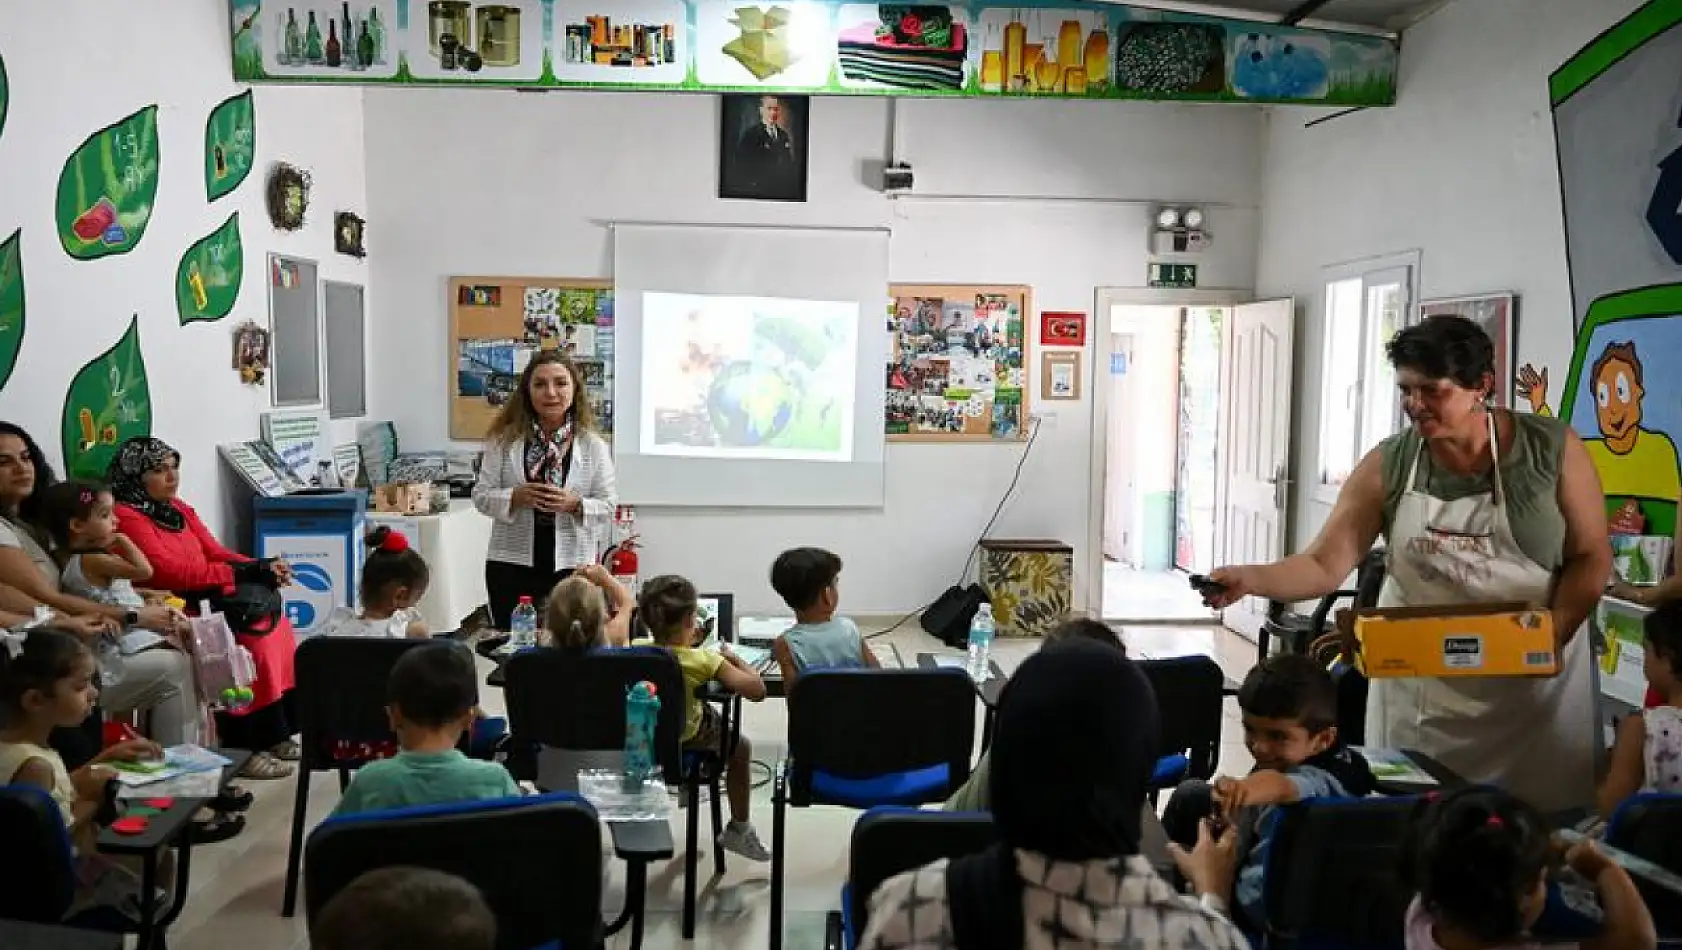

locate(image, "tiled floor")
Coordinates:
163 623 1258 950
1102 562 1218 623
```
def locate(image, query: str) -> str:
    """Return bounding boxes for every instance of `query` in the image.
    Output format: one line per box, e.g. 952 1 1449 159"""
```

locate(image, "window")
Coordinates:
1317 259 1415 492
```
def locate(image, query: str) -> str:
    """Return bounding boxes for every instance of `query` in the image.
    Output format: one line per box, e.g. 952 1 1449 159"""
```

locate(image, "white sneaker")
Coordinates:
718 821 771 862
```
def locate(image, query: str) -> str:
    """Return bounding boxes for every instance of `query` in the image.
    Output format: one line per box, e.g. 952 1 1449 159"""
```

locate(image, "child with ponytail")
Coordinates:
542 565 633 652
319 526 430 639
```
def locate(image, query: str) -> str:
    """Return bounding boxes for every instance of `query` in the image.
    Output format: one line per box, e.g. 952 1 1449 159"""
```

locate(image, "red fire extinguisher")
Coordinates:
605 506 640 595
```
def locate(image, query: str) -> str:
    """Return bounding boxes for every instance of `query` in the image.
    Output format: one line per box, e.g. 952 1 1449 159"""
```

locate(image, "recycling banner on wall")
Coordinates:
229 0 1399 107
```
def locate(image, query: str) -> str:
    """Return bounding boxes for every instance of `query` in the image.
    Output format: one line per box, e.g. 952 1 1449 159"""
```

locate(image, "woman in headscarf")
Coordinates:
110 437 300 781
859 640 1249 950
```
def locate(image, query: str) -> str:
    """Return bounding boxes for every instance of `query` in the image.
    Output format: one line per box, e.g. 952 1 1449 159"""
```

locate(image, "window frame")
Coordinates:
1313 251 1421 505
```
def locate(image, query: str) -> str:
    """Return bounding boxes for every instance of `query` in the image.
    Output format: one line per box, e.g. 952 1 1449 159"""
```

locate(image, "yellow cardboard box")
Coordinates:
1339 602 1557 678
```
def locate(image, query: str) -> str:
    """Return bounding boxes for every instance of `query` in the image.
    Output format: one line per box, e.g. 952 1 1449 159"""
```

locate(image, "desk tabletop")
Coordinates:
484 640 906 694
0 919 124 950
97 750 250 854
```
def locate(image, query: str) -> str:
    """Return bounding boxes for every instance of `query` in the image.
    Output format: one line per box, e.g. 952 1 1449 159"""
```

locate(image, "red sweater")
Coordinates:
115 499 252 593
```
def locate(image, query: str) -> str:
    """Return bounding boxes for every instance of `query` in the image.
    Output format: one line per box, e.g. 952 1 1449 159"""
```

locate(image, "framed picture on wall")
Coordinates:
1420 292 1518 408
718 93 809 202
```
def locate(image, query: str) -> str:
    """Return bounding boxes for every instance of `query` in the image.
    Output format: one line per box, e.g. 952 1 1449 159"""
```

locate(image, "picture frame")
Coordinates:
887 284 1032 442
1041 351 1082 401
718 93 809 202
1420 293 1517 408
1041 310 1087 347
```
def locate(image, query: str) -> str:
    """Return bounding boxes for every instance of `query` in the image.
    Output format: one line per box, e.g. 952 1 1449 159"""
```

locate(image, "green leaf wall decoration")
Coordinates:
55 105 161 261
205 90 256 202
61 315 151 480
176 213 244 324
0 230 22 392
0 51 10 144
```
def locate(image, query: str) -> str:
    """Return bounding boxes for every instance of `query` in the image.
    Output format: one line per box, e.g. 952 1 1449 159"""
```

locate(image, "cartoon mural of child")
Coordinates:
1516 341 1681 506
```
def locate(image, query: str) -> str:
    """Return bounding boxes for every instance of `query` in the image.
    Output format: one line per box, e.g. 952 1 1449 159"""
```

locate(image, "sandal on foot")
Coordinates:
269 739 302 761
238 752 294 780
211 786 254 813
188 811 245 845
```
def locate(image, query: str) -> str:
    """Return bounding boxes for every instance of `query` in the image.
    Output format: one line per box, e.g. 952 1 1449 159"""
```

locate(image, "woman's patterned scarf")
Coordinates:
108 437 185 532
523 417 574 486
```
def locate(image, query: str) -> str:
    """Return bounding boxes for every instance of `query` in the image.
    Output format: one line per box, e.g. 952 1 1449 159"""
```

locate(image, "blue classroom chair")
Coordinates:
823 807 996 950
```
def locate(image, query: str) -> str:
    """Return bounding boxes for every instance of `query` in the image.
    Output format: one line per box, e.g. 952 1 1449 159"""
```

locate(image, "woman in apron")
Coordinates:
1205 315 1609 814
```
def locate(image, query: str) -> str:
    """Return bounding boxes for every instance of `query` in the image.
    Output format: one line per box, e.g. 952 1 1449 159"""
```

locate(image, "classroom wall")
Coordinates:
0 0 370 539
1253 0 1647 551
362 90 1262 614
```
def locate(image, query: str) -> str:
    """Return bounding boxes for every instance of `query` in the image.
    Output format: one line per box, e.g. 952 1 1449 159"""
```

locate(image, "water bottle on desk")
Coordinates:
510 596 538 649
624 680 660 791
966 605 995 682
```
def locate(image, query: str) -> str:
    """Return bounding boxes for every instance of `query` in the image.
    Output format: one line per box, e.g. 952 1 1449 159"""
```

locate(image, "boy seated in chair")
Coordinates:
769 547 878 685
331 642 520 817
1162 654 1376 929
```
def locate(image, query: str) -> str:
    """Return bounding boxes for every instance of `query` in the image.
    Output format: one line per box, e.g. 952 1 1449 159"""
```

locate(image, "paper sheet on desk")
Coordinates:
108 745 231 787
1353 747 1438 785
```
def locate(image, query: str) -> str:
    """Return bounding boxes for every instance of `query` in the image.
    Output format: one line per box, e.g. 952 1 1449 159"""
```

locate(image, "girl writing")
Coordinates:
1402 787 1652 950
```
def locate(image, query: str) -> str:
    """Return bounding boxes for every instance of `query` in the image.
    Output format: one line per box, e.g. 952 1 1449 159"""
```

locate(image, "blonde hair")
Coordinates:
484 350 597 445
637 574 698 646
543 576 605 652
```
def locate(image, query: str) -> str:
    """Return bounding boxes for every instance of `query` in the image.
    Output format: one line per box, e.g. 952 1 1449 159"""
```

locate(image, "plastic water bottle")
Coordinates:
966 606 995 683
510 596 538 649
623 680 660 791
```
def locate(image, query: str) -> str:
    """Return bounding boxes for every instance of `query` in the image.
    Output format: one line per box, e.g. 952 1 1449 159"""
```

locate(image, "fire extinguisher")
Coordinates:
604 506 640 596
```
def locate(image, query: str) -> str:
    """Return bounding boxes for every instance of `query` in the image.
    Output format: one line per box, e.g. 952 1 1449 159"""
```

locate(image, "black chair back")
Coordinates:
0 785 75 922
304 793 602 950
846 809 995 942
1605 793 1682 937
1139 656 1224 781
785 669 975 807
294 636 436 766
1262 796 1417 950
505 646 687 785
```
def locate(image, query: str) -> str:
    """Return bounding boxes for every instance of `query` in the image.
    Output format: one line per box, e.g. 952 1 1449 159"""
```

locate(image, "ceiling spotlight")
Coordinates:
1156 208 1181 229
1183 208 1205 229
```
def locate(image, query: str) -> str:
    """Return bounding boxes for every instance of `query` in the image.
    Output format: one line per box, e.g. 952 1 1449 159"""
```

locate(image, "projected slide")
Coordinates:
641 292 858 461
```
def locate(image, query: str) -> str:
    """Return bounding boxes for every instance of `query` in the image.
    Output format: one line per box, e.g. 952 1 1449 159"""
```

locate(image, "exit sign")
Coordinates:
1148 262 1199 288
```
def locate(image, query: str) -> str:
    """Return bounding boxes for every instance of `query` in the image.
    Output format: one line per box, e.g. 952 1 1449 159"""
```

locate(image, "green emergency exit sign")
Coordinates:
1148 262 1199 288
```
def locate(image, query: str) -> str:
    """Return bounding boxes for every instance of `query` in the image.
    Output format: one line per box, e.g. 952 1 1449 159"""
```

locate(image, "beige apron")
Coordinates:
1369 413 1597 813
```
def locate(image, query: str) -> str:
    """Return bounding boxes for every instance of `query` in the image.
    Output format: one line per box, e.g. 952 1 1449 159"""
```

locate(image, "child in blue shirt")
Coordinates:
1163 654 1376 928
769 547 878 685
332 642 520 817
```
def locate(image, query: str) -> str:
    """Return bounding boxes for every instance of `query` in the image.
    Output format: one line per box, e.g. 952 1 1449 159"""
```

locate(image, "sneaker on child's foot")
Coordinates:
718 821 771 862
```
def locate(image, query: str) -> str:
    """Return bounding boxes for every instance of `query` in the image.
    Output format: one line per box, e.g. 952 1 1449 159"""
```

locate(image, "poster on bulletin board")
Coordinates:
886 284 1030 442
448 276 615 441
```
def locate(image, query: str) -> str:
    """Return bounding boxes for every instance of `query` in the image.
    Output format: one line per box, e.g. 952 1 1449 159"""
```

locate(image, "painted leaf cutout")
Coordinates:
205 90 256 202
55 105 161 261
176 213 244 323
61 315 151 480
0 51 9 144
0 230 22 392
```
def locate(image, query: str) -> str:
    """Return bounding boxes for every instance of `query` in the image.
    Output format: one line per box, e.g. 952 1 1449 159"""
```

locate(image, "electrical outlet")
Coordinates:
1029 411 1055 428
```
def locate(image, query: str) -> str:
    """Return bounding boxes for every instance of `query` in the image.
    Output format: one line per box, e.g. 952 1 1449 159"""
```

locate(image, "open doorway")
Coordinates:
1101 303 1225 622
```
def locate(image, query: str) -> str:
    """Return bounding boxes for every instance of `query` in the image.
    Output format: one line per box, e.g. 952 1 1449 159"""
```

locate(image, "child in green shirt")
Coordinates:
332 642 520 817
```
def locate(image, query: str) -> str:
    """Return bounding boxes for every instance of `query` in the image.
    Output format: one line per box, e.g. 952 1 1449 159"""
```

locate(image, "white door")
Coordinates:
1217 299 1294 638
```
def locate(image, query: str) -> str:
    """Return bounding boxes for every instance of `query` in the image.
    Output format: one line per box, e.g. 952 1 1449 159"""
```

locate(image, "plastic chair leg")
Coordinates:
770 776 787 950
683 778 701 939
710 775 726 877
337 767 351 793
281 768 311 916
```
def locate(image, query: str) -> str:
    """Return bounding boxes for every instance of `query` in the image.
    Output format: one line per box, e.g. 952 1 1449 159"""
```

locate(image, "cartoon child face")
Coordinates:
1595 356 1643 440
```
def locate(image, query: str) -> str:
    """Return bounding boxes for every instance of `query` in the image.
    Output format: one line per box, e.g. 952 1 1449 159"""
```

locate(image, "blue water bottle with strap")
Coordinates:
624 680 661 791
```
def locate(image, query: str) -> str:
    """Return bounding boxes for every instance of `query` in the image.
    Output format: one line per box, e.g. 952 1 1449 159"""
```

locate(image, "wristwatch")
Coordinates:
123 609 139 628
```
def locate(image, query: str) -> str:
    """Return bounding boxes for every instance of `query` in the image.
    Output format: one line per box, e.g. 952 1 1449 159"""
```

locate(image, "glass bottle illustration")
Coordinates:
326 20 342 67
305 10 324 63
341 3 356 66
358 18 374 70
284 8 302 65
368 7 386 63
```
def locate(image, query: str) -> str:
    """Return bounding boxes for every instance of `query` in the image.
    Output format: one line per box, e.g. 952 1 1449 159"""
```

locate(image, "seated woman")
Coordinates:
859 640 1248 950
107 437 300 782
0 424 197 745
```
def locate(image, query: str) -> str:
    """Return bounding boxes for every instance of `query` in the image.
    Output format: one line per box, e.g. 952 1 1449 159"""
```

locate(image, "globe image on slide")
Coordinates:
707 361 797 446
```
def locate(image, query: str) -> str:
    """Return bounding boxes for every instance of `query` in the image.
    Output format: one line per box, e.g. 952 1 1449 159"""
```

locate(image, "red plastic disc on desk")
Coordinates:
111 816 150 835
143 798 174 809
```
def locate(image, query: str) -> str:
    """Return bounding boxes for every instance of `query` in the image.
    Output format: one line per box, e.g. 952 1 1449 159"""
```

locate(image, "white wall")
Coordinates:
363 89 1261 614
1254 0 1646 550
0 0 369 541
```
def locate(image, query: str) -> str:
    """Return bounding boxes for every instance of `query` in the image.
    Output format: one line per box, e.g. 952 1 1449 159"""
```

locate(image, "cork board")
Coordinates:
886 284 1031 442
448 276 615 441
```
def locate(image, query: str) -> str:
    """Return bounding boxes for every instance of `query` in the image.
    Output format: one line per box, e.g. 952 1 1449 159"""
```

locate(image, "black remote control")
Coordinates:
1188 574 1227 597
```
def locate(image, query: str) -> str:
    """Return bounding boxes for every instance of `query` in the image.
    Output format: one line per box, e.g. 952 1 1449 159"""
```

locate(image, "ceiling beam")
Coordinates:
1281 0 1334 25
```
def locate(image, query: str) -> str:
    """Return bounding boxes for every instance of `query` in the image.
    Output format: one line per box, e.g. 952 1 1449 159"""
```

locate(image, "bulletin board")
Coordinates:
447 276 615 441
886 284 1031 442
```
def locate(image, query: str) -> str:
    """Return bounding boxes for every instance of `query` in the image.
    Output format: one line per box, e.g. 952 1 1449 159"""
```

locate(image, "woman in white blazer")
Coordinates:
472 350 618 628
